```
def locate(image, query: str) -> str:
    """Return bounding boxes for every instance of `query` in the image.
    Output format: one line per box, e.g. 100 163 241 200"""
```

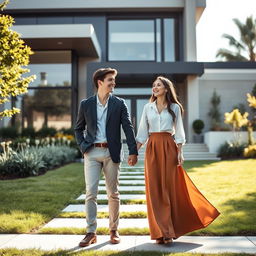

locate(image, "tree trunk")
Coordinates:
247 123 254 145
43 111 48 127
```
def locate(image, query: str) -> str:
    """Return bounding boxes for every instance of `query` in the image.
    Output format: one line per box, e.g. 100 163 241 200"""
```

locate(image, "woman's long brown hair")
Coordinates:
150 76 184 122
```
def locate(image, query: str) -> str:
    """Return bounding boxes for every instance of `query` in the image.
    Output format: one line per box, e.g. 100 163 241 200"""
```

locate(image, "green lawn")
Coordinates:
0 159 255 235
184 159 256 235
0 163 84 233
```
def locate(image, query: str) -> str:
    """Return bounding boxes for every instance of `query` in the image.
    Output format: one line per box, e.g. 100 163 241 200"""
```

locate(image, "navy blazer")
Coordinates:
74 94 138 163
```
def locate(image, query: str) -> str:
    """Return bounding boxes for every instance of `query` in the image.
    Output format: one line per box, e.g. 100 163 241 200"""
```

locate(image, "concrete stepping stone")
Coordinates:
1 234 255 253
119 175 144 179
44 218 148 229
99 186 145 191
77 194 146 200
62 204 147 212
120 171 144 175
121 166 144 169
100 180 144 185
102 175 144 180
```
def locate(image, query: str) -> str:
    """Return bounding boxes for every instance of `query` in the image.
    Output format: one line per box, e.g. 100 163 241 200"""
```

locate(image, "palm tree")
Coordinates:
216 16 256 61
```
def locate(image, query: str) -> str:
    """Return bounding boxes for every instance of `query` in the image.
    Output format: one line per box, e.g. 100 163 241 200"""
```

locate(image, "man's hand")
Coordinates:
128 154 138 166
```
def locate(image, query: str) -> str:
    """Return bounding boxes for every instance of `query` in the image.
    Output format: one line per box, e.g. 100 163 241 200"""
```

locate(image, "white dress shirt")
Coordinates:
94 94 109 143
136 101 186 145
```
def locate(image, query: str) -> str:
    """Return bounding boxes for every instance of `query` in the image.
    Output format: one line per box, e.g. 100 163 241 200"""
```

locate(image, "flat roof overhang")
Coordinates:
5 0 205 13
87 61 204 85
13 24 101 57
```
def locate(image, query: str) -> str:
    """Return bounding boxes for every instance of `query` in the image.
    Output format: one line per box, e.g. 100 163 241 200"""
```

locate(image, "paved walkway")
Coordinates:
1 164 255 253
0 234 255 253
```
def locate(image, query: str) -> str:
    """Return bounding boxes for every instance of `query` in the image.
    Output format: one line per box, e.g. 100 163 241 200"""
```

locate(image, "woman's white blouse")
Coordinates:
136 102 186 145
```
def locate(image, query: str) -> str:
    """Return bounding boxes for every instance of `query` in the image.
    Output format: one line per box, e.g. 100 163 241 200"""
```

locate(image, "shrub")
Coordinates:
38 146 77 169
0 127 18 139
21 127 36 138
36 127 57 137
192 119 205 134
60 127 74 135
12 148 45 177
244 144 256 158
218 142 245 159
0 143 77 178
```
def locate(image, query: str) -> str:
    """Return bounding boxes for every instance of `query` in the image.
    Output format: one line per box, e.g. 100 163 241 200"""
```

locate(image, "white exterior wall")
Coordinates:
184 0 197 61
186 76 200 142
205 131 256 153
198 69 256 132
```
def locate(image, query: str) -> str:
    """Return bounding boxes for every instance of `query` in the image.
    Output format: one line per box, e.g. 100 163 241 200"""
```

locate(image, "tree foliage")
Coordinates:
0 0 35 118
216 16 256 61
23 81 71 128
208 90 221 130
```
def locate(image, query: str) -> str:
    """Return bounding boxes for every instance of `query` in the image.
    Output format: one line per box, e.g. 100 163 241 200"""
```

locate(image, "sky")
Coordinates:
196 0 256 62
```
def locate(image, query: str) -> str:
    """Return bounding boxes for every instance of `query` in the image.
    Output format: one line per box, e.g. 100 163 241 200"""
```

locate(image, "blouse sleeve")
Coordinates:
136 105 149 145
174 104 186 145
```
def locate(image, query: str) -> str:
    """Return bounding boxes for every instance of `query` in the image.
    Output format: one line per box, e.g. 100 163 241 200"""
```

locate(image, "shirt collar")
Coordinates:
151 101 168 112
97 94 110 107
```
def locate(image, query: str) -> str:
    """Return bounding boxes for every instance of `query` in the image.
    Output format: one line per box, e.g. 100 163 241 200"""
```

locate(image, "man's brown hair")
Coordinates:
93 68 117 89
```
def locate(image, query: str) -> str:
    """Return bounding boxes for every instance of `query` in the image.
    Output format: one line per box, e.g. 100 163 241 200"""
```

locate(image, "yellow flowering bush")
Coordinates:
224 109 248 130
55 132 74 141
247 93 256 108
244 144 256 158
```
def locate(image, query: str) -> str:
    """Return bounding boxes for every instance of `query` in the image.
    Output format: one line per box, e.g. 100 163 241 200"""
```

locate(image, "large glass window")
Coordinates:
28 51 71 87
14 51 72 130
108 20 155 61
164 19 175 61
108 18 177 62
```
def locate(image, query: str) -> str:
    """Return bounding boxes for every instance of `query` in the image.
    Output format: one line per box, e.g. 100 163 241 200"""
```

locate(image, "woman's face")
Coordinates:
152 79 167 97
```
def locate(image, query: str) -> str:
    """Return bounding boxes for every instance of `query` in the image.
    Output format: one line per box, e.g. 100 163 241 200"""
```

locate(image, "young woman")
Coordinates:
136 76 220 244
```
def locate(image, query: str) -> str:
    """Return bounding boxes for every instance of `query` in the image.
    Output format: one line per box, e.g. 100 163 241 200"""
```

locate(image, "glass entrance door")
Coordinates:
136 99 149 131
119 96 149 140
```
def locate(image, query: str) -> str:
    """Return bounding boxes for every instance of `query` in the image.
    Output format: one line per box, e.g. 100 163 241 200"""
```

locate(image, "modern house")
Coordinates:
2 0 256 157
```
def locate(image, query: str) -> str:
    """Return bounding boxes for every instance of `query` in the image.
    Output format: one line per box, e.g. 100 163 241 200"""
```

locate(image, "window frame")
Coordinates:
106 13 181 62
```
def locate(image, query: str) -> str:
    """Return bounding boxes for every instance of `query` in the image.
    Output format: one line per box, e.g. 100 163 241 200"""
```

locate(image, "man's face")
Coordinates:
98 73 116 94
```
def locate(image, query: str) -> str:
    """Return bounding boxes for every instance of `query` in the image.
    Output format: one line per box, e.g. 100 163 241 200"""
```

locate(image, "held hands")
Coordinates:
128 154 138 166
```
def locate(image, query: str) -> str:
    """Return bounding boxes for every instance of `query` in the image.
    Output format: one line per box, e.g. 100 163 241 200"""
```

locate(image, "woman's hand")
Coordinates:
177 151 184 166
177 143 184 166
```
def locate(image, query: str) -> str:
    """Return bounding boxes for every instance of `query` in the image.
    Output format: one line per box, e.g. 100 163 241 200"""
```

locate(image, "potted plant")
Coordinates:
192 119 205 143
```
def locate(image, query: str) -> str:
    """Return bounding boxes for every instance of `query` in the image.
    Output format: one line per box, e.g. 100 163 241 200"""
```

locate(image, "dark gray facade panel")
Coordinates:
204 62 256 69
14 17 37 25
85 61 204 97
88 62 204 75
74 16 106 61
37 16 74 24
71 51 78 126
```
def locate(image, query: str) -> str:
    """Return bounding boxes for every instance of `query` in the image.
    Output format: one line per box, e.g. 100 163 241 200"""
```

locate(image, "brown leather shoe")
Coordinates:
156 237 164 244
110 230 120 244
79 233 97 247
163 237 173 244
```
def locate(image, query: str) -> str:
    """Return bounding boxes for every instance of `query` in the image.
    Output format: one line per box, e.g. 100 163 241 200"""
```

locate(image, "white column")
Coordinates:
78 57 99 103
184 0 197 61
186 75 199 142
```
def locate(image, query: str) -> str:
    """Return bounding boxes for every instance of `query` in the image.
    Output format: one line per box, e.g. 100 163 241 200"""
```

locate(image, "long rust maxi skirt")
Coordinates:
145 132 220 239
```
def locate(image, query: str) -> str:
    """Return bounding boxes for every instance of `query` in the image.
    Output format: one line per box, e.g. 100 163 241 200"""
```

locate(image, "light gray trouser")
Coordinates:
84 147 120 233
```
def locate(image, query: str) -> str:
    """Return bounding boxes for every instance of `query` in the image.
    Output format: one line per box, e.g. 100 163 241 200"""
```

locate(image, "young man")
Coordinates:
74 67 138 247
